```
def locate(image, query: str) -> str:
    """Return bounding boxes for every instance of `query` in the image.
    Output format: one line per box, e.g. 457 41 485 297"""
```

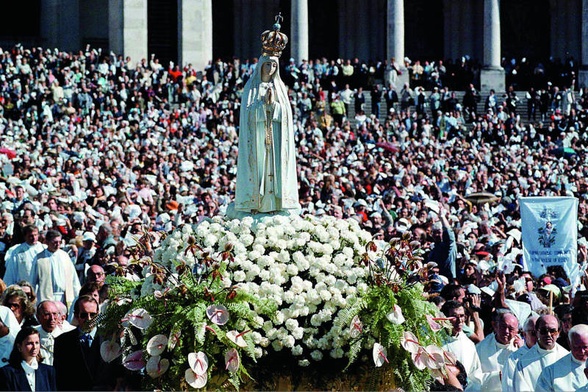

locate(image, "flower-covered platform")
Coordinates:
99 215 456 391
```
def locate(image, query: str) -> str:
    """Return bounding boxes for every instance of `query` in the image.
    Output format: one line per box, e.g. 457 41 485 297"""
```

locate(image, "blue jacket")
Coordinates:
0 362 56 391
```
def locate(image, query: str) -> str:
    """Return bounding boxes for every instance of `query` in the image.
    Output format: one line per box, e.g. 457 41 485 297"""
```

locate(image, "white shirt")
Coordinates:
536 353 587 392
21 359 37 391
443 331 483 391
31 248 81 305
475 333 518 391
502 344 532 391
34 325 63 366
3 241 44 286
512 343 568 392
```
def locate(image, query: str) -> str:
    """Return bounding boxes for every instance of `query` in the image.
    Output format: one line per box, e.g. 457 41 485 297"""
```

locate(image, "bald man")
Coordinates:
502 315 539 390
475 309 519 391
512 314 569 391
536 323 588 391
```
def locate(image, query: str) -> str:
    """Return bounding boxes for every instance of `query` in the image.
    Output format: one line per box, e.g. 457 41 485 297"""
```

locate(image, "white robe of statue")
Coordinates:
232 55 300 216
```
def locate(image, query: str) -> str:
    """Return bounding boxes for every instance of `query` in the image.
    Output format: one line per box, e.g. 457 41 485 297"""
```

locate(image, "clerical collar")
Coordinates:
571 355 586 365
537 345 556 354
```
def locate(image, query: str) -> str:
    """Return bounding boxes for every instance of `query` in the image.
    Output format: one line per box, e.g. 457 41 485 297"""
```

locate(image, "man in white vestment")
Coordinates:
3 224 44 285
34 300 64 365
502 315 539 390
512 314 568 391
536 323 588 391
441 300 483 391
30 230 81 310
475 309 519 391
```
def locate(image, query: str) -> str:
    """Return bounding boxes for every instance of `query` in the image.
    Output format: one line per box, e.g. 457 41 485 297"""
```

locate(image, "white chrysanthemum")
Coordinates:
232 270 246 282
298 359 310 367
291 345 303 356
310 350 323 361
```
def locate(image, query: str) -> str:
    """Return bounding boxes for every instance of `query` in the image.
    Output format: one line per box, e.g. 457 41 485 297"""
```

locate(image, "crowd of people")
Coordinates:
0 42 586 390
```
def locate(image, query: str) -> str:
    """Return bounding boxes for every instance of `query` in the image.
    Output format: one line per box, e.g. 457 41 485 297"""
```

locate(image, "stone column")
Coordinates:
579 0 588 89
387 0 408 88
291 0 309 64
480 0 504 92
179 0 213 70
109 0 148 66
41 0 80 52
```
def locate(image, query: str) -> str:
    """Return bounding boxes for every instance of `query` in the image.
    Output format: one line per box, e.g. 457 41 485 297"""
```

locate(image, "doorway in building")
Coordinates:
148 0 179 66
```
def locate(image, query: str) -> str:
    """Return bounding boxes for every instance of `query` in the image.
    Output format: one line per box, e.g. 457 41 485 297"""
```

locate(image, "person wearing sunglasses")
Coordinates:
53 295 114 391
1 286 38 328
512 314 568 391
537 323 588 392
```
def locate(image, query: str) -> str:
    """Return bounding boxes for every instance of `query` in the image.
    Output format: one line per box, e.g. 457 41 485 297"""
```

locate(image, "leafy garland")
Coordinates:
98 216 456 391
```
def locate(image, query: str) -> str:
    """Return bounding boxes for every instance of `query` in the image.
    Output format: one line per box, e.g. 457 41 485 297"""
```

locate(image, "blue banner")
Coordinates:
520 197 578 279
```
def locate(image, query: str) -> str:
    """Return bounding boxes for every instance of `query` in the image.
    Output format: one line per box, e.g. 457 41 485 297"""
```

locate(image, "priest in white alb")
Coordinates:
502 315 539 390
536 323 588 392
512 314 569 391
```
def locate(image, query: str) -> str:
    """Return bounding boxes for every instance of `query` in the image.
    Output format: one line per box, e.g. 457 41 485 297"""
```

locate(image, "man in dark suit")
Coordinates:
53 295 114 391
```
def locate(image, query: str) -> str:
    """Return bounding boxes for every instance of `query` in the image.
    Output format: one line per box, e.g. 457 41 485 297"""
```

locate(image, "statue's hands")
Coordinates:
265 88 273 105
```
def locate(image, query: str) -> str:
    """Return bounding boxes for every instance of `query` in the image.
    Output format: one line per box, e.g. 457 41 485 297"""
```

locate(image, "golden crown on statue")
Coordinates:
261 13 288 58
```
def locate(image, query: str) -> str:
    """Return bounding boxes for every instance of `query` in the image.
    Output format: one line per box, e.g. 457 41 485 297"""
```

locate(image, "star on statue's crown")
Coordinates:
261 13 288 58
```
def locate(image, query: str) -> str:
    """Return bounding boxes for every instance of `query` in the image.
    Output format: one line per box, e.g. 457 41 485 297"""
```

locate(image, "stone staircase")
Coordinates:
346 89 531 124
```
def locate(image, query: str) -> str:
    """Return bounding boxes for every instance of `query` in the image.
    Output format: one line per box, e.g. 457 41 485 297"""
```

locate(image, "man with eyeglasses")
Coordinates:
53 295 114 391
536 323 588 391
475 309 520 391
34 300 63 365
512 314 568 391
502 315 539 390
30 230 81 310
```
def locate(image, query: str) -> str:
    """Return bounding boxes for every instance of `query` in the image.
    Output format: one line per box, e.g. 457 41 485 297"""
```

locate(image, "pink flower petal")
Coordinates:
185 368 208 388
386 304 405 325
188 352 209 375
123 350 146 371
426 314 443 332
206 305 229 325
147 334 168 356
372 343 388 368
401 331 421 354
349 315 363 338
411 347 427 370
225 348 240 373
100 340 122 363
443 350 457 366
424 345 445 370
127 308 153 330
227 330 248 348
146 356 169 378
168 328 181 351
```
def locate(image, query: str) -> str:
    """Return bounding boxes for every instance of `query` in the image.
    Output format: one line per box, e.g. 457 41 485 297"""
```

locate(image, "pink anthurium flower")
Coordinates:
349 315 363 338
168 328 181 351
227 330 249 348
185 368 208 389
386 304 405 325
146 334 168 356
206 304 229 325
225 348 240 373
401 331 421 354
122 350 146 371
125 308 153 330
372 343 389 368
426 314 443 332
188 352 209 376
423 345 445 370
100 340 122 363
443 350 457 366
411 346 428 370
146 355 169 378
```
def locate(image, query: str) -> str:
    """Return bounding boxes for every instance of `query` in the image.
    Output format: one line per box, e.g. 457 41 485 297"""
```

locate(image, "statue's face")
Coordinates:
261 60 277 81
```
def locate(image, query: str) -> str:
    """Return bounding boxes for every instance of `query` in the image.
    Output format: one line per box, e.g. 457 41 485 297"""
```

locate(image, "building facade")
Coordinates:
1 0 587 90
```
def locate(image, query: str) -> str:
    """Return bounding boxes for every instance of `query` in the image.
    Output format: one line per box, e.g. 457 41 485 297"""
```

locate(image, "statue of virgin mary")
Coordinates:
228 16 301 218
